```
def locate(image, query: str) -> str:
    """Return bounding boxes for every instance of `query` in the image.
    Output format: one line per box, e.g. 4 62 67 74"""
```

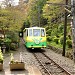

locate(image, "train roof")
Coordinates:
23 27 45 31
26 27 45 29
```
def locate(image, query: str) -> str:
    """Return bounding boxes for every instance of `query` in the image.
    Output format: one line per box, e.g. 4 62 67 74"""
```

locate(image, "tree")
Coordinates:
25 0 47 27
0 1 26 37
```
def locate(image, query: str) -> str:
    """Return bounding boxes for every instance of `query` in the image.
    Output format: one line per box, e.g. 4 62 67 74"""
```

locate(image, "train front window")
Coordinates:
41 29 45 37
29 29 32 36
33 29 40 36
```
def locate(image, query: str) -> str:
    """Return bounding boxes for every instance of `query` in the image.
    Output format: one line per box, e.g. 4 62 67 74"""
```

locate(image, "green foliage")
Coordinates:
10 43 16 50
11 34 19 43
0 48 3 63
46 29 52 36
0 7 26 34
43 0 64 22
27 0 47 26
6 32 19 43
0 39 4 46
59 36 64 45
53 37 59 44
5 31 20 50
23 20 30 28
45 26 50 30
66 40 72 48
3 38 11 51
68 35 71 40
58 24 64 33
4 38 11 43
51 28 58 36
47 36 52 41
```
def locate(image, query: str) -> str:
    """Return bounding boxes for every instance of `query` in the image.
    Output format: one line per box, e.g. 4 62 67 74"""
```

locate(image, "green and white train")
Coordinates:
23 27 47 49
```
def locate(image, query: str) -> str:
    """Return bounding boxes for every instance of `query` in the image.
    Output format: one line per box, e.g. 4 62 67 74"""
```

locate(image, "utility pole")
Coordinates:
62 0 68 56
71 0 75 63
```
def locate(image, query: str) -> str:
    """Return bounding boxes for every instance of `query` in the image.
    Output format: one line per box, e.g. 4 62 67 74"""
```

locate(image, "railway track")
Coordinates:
33 52 71 75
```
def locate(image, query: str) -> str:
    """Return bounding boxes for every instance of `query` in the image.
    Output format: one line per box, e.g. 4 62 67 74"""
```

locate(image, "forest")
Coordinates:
0 0 72 58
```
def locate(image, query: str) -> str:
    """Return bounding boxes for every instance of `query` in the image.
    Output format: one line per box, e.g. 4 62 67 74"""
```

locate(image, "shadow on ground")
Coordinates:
27 48 46 53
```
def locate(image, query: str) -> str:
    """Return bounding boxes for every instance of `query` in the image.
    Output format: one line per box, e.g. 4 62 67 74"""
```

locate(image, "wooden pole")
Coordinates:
62 0 68 56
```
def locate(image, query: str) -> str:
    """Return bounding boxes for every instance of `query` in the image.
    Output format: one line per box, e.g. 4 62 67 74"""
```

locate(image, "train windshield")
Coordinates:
33 29 40 36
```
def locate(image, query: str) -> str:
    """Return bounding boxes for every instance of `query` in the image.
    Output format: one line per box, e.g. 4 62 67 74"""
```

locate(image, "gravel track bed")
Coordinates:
34 53 68 75
44 48 75 75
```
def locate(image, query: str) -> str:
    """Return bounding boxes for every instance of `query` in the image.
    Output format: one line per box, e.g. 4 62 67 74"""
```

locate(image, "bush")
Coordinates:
59 36 64 45
6 32 20 43
0 39 4 46
51 28 58 36
66 40 72 48
45 26 50 30
58 24 64 33
53 38 59 44
46 29 52 36
10 43 17 50
47 36 52 41
4 38 11 43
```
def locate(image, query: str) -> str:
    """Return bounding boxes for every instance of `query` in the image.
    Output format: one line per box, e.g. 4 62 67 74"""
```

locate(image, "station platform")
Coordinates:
0 65 42 75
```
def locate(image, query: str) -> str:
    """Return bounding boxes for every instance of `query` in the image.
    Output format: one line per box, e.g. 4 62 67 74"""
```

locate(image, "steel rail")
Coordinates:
33 53 51 75
42 52 72 75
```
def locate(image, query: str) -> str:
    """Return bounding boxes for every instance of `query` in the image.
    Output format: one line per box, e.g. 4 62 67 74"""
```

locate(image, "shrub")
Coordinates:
59 36 64 45
68 35 71 40
46 29 52 36
58 24 64 33
6 32 20 43
45 26 50 30
3 38 11 51
47 36 52 41
0 39 4 46
4 38 11 43
66 40 72 48
10 43 16 50
51 28 58 36
0 48 3 64
53 38 59 44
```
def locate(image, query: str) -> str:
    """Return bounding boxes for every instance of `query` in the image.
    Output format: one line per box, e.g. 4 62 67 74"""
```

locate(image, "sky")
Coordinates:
0 0 19 2
0 0 19 5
